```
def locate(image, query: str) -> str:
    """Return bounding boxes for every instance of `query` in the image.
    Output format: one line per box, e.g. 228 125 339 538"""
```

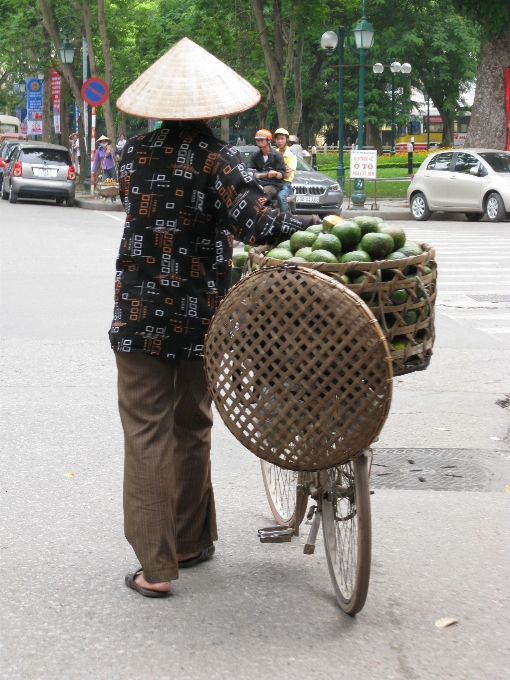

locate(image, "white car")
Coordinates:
407 149 510 222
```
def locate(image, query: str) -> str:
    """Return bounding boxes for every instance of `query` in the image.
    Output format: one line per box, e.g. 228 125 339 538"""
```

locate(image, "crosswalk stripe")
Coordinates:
475 328 510 333
447 314 510 319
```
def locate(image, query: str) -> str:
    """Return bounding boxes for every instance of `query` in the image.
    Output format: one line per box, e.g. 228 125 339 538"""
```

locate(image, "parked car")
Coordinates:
1 141 76 206
0 138 22 185
407 149 510 222
235 145 343 215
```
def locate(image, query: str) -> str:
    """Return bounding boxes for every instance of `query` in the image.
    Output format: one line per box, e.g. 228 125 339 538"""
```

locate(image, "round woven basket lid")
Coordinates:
204 266 393 471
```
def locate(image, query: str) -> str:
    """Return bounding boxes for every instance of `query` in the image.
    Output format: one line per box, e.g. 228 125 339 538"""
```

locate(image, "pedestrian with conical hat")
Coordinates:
93 135 118 203
112 38 319 598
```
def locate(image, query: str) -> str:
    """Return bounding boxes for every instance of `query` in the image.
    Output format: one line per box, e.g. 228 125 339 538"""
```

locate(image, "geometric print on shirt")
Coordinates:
109 120 312 360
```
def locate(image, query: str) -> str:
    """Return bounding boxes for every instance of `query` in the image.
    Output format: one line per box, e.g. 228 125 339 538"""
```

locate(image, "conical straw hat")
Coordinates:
117 37 261 120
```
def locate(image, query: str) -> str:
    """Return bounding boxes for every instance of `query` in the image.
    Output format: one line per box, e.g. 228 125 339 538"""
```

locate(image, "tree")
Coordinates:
452 0 510 148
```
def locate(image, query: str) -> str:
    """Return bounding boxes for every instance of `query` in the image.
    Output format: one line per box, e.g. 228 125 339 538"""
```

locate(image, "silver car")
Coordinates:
1 141 76 206
236 145 343 215
407 149 510 222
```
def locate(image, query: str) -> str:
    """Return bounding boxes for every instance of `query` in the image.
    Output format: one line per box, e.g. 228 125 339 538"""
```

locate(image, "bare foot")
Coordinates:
177 551 200 562
134 572 171 593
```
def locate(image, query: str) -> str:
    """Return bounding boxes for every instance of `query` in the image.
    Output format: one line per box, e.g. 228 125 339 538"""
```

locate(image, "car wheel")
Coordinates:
56 197 65 205
486 192 506 222
9 184 18 204
465 212 483 222
66 196 75 207
1 184 8 200
410 192 431 221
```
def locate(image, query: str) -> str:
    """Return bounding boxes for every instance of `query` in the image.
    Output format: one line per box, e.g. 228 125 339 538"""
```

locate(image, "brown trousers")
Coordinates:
116 352 217 582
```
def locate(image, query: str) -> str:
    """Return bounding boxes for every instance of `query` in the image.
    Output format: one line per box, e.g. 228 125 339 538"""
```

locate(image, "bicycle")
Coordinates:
205 265 392 617
260 453 372 615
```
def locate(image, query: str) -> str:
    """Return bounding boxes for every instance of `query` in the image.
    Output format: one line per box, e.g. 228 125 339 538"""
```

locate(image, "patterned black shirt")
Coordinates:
109 121 312 360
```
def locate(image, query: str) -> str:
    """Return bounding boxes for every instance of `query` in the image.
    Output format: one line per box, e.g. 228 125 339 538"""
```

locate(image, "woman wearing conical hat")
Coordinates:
112 38 319 598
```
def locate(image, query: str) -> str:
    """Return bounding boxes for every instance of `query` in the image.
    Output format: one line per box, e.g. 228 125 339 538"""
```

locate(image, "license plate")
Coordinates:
296 195 320 203
42 169 49 177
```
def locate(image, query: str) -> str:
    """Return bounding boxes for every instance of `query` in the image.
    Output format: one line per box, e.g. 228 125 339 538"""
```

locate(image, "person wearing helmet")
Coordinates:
289 134 304 159
248 128 287 201
274 128 297 213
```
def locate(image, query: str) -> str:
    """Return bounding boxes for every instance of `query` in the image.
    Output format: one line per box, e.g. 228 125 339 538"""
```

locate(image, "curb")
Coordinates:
75 197 124 212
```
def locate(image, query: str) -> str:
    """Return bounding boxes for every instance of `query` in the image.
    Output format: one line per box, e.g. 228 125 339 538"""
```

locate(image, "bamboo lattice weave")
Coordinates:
204 267 393 471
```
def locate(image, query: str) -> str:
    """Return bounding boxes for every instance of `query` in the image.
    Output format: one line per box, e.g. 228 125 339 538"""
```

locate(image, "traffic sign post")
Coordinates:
81 78 109 107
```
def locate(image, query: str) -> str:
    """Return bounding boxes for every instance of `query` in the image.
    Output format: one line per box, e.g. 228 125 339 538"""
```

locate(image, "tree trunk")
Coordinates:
42 71 51 143
120 111 127 138
436 106 454 146
366 120 383 155
466 28 510 149
258 90 273 129
290 35 304 134
251 0 290 129
96 0 116 146
39 0 87 191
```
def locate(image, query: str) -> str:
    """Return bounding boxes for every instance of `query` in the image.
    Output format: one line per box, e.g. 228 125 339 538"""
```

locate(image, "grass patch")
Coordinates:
342 180 409 199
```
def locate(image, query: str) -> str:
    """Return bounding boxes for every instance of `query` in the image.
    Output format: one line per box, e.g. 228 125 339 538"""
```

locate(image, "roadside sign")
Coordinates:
81 78 109 106
350 150 377 179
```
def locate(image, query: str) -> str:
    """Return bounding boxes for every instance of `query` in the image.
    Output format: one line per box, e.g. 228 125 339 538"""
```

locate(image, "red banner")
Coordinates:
50 68 61 134
506 68 510 151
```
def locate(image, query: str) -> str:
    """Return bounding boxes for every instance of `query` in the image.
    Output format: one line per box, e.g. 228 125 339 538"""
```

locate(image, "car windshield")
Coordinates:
20 149 71 166
296 156 311 171
478 152 510 173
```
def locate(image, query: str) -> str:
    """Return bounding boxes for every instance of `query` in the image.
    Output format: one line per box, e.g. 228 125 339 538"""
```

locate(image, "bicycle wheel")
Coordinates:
260 460 307 527
321 454 372 615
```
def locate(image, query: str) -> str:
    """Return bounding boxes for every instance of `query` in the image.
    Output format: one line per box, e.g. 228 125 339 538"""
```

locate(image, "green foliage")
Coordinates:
451 0 510 40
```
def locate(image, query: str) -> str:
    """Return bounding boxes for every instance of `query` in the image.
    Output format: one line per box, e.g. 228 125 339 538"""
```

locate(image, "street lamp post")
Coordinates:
320 0 375 200
350 0 375 208
320 28 345 186
373 60 412 154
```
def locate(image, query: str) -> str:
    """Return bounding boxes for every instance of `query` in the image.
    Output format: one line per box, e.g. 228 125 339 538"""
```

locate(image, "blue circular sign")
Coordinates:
81 78 109 106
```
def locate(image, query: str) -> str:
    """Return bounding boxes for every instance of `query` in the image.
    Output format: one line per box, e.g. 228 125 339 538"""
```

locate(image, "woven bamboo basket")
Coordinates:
204 266 393 471
246 244 436 376
97 182 119 197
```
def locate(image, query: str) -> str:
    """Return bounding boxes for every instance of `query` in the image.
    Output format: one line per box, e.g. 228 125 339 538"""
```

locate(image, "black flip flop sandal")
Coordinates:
178 544 215 569
125 568 171 598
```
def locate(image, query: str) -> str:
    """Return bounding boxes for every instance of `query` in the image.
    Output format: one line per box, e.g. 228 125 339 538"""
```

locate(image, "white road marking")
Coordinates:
475 328 510 334
96 211 125 222
447 314 510 320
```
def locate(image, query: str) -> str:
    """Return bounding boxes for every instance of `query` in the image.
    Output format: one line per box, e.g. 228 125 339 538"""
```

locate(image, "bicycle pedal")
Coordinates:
258 526 293 543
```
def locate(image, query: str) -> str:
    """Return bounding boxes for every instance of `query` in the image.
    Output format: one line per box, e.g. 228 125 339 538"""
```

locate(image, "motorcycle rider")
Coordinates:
274 128 297 213
248 129 286 204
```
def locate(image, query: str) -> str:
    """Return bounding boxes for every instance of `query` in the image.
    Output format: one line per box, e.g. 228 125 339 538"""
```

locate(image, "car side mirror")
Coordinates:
312 165 318 172
469 166 478 176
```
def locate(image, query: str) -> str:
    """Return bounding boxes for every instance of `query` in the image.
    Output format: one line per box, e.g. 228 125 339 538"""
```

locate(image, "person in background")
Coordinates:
116 133 127 159
73 134 80 175
248 129 287 204
236 135 246 145
274 128 297 213
289 134 303 159
92 135 117 203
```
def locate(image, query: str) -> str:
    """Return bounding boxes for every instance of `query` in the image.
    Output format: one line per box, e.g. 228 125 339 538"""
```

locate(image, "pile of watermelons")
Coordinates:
232 215 426 277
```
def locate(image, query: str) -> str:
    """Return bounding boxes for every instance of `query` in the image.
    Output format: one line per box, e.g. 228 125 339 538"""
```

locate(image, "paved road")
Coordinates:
1 200 509 679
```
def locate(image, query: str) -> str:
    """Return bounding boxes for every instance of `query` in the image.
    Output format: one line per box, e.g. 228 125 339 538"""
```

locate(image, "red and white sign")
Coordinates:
50 68 61 134
350 150 377 179
453 133 467 147
81 77 109 106
28 120 43 135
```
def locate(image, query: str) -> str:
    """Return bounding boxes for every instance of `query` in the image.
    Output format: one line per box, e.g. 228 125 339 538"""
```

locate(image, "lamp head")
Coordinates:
372 62 384 74
60 39 76 65
37 71 44 81
353 17 375 50
19 81 26 94
390 61 401 73
400 62 412 74
321 30 338 55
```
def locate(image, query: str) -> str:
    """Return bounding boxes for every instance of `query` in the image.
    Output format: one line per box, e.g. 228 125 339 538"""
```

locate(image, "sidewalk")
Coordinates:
75 194 124 212
74 194 475 222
